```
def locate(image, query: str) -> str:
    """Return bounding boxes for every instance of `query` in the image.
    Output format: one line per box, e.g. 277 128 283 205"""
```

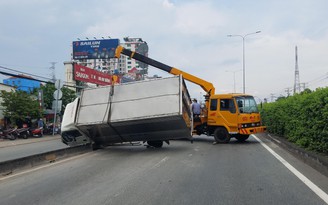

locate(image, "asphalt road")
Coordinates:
0 135 68 162
0 134 327 205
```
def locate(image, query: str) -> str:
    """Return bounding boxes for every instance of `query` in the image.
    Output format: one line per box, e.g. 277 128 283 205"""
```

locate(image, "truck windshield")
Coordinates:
235 96 259 113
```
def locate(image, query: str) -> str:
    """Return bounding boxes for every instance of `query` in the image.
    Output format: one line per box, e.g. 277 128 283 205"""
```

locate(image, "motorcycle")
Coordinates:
29 127 43 137
44 123 60 135
0 128 18 140
14 127 30 139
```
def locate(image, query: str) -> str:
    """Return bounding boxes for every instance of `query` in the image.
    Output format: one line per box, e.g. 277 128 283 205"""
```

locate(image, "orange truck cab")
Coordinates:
194 94 266 143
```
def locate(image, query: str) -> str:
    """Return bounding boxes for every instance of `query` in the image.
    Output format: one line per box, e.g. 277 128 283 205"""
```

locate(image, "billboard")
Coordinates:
74 64 113 85
72 39 119 59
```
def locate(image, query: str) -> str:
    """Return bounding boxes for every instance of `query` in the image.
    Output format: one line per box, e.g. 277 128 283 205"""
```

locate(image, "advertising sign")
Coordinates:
74 64 112 85
72 39 120 59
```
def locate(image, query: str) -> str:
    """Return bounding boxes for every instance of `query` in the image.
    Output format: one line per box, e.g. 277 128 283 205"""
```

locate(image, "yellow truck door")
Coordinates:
208 98 238 134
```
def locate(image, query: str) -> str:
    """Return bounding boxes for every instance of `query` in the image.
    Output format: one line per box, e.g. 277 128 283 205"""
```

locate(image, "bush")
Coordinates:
261 87 328 154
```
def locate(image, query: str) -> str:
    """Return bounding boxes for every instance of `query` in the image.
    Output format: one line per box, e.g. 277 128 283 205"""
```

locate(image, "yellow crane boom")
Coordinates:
115 45 215 96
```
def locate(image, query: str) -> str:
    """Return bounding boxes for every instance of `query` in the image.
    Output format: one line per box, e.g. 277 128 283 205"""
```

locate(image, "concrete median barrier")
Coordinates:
0 145 91 177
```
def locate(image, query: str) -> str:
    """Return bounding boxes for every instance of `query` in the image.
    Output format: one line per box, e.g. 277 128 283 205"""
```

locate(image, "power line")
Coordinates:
0 70 52 84
0 68 84 89
0 63 49 70
305 73 328 87
0 65 53 82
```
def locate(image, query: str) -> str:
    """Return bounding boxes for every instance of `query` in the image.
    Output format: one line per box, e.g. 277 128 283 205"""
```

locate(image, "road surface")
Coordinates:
0 134 327 205
0 135 68 162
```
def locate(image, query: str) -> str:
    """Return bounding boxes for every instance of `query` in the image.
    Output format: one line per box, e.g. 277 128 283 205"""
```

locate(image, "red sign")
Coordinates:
74 64 112 85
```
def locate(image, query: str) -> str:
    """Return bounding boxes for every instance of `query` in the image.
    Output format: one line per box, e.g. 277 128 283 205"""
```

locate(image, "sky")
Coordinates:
0 0 327 102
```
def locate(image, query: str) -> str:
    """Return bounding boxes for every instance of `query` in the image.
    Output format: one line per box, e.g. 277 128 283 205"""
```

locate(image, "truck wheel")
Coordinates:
195 127 202 135
235 135 249 142
214 127 230 143
92 143 102 151
147 141 163 148
195 124 205 135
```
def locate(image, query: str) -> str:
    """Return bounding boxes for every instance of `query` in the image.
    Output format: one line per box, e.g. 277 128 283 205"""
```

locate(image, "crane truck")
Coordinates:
114 45 266 143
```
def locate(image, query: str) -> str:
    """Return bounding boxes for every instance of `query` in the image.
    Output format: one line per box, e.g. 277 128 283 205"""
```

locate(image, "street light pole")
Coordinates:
227 31 261 94
226 70 241 93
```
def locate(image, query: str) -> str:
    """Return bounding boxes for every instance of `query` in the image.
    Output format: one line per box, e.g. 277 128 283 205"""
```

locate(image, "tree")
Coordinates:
0 90 41 127
40 83 77 114
61 87 77 114
300 88 312 95
40 83 56 110
276 96 287 101
0 82 77 127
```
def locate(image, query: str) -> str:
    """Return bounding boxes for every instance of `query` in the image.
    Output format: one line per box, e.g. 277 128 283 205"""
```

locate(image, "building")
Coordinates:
3 74 41 93
122 37 148 73
72 37 148 75
65 37 150 90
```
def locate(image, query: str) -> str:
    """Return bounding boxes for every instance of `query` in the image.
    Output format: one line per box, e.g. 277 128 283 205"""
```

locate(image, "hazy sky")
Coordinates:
0 0 327 101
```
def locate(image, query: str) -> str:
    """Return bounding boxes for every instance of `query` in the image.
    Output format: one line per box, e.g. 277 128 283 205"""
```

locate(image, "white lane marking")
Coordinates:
0 152 92 182
268 134 281 144
152 156 169 169
252 134 328 204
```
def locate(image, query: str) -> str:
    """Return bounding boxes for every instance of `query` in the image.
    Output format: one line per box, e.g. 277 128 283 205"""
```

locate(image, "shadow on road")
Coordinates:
186 135 260 146
99 141 192 155
95 135 260 155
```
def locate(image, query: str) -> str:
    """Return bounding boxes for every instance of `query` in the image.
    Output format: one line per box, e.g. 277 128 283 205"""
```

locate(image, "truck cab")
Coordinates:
195 94 266 143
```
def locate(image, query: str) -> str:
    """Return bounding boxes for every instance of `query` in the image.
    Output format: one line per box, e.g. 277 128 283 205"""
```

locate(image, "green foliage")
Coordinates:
0 83 77 127
40 83 56 110
61 87 76 114
40 83 77 114
261 87 328 154
0 90 41 126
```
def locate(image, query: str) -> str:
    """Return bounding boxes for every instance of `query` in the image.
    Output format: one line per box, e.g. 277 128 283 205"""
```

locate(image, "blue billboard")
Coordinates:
72 39 120 59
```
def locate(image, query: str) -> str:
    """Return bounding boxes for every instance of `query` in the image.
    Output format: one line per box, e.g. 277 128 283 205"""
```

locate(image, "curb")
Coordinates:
262 132 328 178
0 135 61 148
0 145 91 177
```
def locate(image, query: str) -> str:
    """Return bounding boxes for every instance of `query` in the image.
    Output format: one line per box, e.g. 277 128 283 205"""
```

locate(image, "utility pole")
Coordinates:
285 87 292 97
300 83 307 92
226 70 241 93
270 93 276 102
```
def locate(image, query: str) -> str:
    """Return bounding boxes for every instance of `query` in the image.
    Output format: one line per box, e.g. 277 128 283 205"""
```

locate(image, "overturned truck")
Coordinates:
61 76 192 149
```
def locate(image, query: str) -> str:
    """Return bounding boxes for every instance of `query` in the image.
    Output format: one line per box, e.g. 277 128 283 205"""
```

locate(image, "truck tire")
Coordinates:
214 127 230 143
195 124 207 136
147 140 163 148
92 142 102 150
195 126 203 135
235 134 249 142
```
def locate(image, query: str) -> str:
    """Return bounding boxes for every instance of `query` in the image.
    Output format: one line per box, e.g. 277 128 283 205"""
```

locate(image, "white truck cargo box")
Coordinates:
61 76 192 146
